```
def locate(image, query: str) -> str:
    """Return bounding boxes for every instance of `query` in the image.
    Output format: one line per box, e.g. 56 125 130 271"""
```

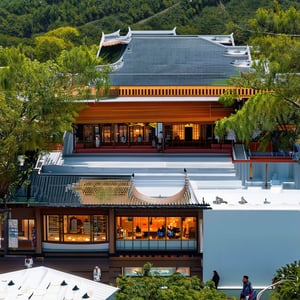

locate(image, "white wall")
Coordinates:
203 209 300 287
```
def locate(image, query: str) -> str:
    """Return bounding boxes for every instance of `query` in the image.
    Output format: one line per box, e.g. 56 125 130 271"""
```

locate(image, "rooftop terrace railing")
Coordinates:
73 85 263 100
114 86 259 98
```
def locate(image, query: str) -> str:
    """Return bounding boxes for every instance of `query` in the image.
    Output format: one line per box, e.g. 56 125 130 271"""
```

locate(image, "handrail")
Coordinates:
256 279 288 300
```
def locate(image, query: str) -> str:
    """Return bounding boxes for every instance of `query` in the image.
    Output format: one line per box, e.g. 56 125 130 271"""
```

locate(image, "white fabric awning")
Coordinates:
0 266 118 300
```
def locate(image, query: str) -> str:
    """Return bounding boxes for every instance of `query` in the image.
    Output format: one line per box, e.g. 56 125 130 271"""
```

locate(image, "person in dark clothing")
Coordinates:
240 275 257 300
212 270 220 288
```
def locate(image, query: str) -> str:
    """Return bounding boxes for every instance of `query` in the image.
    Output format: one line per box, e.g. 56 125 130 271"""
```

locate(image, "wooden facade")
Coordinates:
75 86 257 124
76 101 234 124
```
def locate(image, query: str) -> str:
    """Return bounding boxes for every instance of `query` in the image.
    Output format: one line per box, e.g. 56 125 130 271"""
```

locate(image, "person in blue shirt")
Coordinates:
240 275 257 300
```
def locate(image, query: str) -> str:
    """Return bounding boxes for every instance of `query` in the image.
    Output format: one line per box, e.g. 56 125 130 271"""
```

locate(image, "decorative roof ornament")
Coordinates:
239 196 248 204
213 196 228 204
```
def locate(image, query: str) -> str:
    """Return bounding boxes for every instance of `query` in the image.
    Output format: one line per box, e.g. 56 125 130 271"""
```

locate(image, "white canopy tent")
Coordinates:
0 266 118 300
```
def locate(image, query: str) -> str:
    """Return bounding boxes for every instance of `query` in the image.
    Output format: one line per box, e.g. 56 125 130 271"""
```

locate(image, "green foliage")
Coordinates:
0 0 300 46
0 44 105 201
34 27 80 62
215 3 300 149
270 261 300 300
115 263 227 300
218 89 239 107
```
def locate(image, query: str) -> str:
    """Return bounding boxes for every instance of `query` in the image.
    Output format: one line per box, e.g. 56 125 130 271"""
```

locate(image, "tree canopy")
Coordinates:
0 44 107 202
0 0 300 46
115 263 227 300
271 260 300 300
215 2 300 151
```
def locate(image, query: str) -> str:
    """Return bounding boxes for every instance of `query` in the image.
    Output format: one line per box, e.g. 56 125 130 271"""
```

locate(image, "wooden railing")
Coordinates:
80 86 260 99
111 86 259 98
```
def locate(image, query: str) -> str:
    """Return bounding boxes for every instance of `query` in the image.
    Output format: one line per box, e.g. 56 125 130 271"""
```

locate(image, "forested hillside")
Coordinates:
0 0 299 46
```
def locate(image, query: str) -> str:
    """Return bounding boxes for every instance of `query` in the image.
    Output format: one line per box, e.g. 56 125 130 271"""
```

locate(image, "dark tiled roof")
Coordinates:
28 173 209 208
104 35 250 86
30 172 82 206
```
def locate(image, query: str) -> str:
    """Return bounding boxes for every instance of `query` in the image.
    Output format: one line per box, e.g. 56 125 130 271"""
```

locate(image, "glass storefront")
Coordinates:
116 216 197 251
0 218 35 250
19 218 35 248
44 214 108 243
75 123 154 147
74 122 217 150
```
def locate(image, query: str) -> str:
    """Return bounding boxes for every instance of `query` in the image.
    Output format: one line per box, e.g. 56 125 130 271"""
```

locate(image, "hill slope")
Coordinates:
0 0 299 45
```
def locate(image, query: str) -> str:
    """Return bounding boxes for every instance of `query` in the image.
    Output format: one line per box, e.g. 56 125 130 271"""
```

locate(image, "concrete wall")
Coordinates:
203 209 300 287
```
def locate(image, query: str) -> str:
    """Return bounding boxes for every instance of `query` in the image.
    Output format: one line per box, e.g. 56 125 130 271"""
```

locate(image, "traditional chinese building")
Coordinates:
2 29 300 294
72 28 254 153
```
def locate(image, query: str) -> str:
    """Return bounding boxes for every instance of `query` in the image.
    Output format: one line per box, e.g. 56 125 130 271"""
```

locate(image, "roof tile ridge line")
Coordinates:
97 55 124 71
96 31 105 57
97 28 131 58
129 27 177 36
185 176 203 205
129 179 188 205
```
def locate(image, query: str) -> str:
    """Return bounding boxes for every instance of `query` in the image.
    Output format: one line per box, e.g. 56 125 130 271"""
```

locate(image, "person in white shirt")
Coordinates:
93 266 101 282
24 256 33 268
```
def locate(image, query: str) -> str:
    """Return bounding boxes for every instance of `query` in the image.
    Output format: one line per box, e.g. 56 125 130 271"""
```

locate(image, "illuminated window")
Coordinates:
44 214 108 243
116 216 196 241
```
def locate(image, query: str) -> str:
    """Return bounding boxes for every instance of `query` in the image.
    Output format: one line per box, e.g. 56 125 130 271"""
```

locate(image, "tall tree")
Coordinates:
215 2 300 152
0 45 107 204
35 26 80 62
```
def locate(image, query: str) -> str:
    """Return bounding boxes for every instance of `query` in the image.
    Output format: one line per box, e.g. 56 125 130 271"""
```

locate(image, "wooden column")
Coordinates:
35 207 42 255
109 208 115 255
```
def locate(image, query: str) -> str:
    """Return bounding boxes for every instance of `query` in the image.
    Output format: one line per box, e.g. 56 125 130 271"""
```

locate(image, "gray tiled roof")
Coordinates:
28 172 208 208
106 35 250 86
30 172 82 206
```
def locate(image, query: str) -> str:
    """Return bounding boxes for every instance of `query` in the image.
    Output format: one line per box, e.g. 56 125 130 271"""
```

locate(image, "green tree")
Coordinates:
270 260 300 300
0 44 107 204
115 263 227 300
34 26 80 62
215 2 300 151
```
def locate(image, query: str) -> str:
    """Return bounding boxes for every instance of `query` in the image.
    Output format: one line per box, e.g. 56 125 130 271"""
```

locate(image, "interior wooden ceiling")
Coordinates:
75 101 233 124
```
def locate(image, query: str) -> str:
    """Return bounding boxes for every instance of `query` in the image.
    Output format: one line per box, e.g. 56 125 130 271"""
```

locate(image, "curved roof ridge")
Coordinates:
97 29 131 56
129 26 176 36
129 181 190 205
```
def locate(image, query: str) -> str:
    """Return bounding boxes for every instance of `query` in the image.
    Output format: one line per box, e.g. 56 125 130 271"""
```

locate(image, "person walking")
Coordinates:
212 270 220 288
157 131 164 152
93 266 101 282
24 256 33 268
240 275 257 300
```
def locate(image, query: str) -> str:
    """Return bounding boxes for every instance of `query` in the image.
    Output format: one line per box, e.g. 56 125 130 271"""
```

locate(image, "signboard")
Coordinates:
8 219 18 248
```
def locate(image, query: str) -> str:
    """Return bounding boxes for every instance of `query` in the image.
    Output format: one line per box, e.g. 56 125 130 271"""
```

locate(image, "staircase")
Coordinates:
131 153 243 192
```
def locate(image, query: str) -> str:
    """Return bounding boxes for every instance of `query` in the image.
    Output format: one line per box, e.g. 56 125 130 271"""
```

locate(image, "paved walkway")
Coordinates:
0 255 113 284
0 254 202 285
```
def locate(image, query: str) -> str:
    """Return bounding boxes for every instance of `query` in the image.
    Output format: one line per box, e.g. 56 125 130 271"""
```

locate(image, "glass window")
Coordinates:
103 125 111 143
64 215 90 242
172 124 185 140
116 216 197 241
45 215 60 242
44 214 108 243
166 217 181 239
182 217 197 239
18 219 35 240
116 216 134 240
93 215 108 242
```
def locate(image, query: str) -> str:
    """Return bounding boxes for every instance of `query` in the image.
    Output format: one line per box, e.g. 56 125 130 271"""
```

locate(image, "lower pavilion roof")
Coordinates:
11 152 300 210
24 173 209 209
